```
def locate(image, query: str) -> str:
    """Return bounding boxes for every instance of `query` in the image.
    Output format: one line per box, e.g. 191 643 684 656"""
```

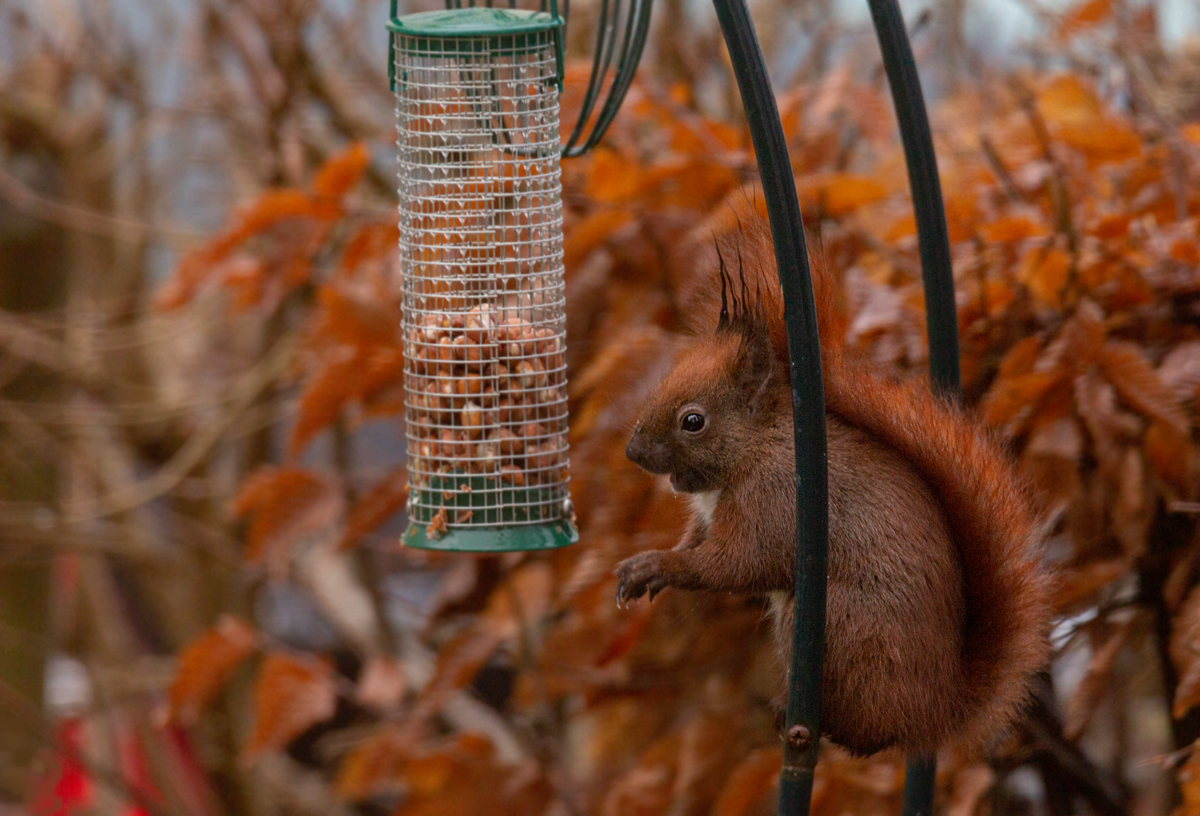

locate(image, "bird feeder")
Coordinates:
389 4 577 551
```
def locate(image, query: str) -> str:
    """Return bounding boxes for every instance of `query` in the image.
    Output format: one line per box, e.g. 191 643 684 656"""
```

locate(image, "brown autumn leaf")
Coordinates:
1172 586 1200 720
587 148 644 204
1053 559 1128 611
1057 119 1141 164
290 348 367 456
1020 246 1071 308
979 370 1060 432
1058 300 1107 373
156 189 337 310
1158 342 1200 403
1180 741 1200 816
1144 420 1194 496
1058 0 1113 38
312 284 401 348
416 563 554 715
232 467 344 564
313 143 370 199
1099 341 1189 434
979 215 1048 243
243 652 337 758
339 468 408 550
168 616 258 726
1036 74 1104 126
1064 619 1132 740
601 730 682 816
335 727 409 800
712 747 781 816
996 336 1046 380
806 173 888 217
1112 447 1151 557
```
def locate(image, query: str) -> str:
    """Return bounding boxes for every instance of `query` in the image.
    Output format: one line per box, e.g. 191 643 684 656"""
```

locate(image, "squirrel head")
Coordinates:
626 246 786 492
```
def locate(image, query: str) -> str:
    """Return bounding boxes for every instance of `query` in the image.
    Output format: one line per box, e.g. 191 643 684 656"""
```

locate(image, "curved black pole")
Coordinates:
709 1 828 814
867 0 961 403
867 1 961 814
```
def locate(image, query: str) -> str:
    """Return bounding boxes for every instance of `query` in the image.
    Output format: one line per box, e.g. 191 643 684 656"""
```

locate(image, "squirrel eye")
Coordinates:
681 412 706 433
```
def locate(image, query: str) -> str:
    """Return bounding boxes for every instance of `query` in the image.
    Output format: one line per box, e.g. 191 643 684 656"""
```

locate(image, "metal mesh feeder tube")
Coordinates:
390 7 577 552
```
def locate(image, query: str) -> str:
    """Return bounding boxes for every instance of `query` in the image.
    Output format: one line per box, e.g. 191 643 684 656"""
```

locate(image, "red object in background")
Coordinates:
29 719 92 816
29 714 212 816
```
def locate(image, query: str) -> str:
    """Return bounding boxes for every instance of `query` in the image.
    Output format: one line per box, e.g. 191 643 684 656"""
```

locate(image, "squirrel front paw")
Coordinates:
615 551 670 607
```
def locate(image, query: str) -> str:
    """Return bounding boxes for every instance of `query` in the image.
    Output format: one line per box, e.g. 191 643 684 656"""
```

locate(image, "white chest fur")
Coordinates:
687 489 722 525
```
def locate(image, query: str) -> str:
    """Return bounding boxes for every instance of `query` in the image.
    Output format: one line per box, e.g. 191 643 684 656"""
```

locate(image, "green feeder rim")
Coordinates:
403 520 579 552
388 1 565 91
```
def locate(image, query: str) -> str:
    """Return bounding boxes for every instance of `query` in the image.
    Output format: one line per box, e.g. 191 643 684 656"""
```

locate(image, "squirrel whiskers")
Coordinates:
615 220 1052 757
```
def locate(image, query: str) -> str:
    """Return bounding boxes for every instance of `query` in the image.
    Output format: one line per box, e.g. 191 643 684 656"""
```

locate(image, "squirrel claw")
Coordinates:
615 551 668 608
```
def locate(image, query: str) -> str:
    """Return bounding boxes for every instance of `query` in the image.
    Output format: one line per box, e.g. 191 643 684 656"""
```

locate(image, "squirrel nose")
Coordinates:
626 431 665 473
625 434 643 466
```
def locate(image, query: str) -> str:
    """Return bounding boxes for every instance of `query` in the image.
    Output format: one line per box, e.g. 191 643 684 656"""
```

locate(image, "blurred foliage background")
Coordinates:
6 0 1200 814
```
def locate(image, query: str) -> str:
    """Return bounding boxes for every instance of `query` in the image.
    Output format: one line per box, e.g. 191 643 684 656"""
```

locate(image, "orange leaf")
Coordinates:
1178 741 1200 816
313 285 401 348
1020 246 1071 308
1057 120 1141 164
806 174 888 217
996 336 1046 380
1058 0 1113 38
712 747 781 816
1183 123 1200 149
564 210 634 270
1144 420 1194 495
339 468 409 550
979 215 1047 243
587 149 643 204
335 728 409 800
1172 239 1200 265
418 564 554 715
243 653 337 758
1099 341 1189 434
232 467 344 563
314 143 370 199
290 349 366 456
419 626 506 713
168 616 258 726
339 222 400 277
979 371 1060 431
1037 75 1104 127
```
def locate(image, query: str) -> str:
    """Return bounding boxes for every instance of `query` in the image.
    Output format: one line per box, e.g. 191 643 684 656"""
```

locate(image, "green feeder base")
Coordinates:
403 519 578 552
403 473 578 552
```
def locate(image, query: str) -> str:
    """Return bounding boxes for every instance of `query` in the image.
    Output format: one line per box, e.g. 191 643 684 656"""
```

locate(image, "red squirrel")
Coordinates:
615 221 1051 757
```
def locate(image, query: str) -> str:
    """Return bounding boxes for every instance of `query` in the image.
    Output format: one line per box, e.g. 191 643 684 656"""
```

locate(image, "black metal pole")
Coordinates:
866 1 961 813
709 1 828 814
866 0 961 403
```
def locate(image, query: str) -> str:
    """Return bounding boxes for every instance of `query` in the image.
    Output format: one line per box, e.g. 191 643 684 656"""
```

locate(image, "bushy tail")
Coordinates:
688 215 1052 753
823 357 1052 754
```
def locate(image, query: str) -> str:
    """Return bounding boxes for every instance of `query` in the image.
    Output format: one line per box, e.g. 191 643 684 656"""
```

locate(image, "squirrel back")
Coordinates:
622 216 1051 756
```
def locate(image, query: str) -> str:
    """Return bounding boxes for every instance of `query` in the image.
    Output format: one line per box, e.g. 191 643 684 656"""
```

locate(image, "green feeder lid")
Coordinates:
387 7 562 38
387 5 566 92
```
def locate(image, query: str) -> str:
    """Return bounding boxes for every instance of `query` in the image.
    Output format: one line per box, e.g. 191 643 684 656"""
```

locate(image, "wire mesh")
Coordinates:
394 28 571 534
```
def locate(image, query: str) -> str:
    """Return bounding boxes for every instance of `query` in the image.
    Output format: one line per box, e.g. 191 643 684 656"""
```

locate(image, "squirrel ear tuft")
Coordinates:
734 320 777 413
